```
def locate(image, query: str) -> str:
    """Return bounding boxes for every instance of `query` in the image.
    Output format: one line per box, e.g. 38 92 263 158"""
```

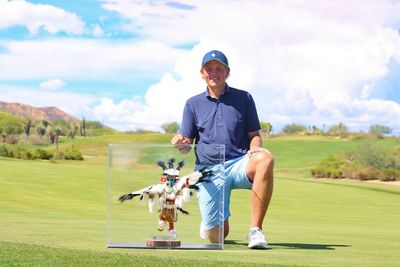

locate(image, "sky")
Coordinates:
1 0 400 134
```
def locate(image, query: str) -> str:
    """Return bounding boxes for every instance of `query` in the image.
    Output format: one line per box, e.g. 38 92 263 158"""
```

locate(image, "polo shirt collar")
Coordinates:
204 84 231 99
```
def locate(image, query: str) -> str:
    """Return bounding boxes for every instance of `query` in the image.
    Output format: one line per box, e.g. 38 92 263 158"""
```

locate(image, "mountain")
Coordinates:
0 101 79 123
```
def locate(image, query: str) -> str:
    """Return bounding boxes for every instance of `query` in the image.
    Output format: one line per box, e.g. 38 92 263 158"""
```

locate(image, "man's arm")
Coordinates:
247 130 268 157
248 130 262 148
171 134 194 154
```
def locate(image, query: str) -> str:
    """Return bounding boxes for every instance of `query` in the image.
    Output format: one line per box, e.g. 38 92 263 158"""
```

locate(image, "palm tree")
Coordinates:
24 118 33 136
36 125 46 137
54 126 63 151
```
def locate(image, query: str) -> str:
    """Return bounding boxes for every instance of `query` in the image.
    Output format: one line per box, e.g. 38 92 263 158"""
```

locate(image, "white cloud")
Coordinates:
336 99 400 131
0 0 85 35
92 70 203 131
93 97 146 130
90 0 400 132
39 78 66 90
0 39 188 81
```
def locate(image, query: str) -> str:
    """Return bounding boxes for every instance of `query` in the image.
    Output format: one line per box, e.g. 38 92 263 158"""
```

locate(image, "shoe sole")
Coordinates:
248 242 268 249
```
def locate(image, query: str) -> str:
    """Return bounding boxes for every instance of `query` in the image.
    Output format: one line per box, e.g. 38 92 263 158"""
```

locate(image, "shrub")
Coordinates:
313 142 400 182
53 151 65 160
0 144 9 157
350 167 380 180
161 122 180 134
311 155 343 179
64 147 83 160
282 123 307 135
379 168 400 181
328 122 349 138
33 149 53 160
18 134 50 146
347 142 392 169
369 124 392 139
4 134 19 144
0 143 84 161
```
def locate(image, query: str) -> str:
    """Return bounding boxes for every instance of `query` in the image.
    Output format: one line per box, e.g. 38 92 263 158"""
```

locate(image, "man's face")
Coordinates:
200 60 229 89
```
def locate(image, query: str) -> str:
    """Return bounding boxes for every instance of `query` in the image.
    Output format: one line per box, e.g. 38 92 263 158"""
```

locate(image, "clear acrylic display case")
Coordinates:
107 143 225 249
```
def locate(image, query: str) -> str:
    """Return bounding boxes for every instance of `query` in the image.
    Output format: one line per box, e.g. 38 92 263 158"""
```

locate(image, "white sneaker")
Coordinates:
247 227 268 249
199 222 208 239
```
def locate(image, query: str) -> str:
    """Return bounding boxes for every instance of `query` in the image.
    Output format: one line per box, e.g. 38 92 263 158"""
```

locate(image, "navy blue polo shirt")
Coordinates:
181 85 260 164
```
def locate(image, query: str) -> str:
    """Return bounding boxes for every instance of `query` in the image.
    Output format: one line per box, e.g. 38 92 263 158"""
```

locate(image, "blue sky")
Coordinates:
1 0 400 134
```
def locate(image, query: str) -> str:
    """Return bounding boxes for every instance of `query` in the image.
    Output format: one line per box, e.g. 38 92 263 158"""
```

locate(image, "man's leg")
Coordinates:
196 163 228 244
206 220 229 243
246 150 274 230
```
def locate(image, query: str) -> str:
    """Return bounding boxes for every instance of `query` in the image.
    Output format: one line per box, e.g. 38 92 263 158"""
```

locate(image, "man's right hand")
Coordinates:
171 134 192 154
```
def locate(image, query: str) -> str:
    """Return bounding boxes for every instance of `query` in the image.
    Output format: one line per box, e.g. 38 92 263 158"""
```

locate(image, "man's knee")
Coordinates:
248 150 274 177
259 150 274 167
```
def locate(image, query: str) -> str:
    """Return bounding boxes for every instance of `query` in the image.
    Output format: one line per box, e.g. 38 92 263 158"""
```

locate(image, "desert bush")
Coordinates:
311 155 343 178
0 144 10 157
347 142 392 169
349 166 380 180
161 122 180 134
0 143 84 161
378 168 400 181
63 147 83 160
328 122 349 138
17 134 51 146
369 124 392 139
4 134 19 144
282 123 307 135
313 142 400 182
391 147 400 169
0 145 35 160
53 151 65 160
33 148 53 160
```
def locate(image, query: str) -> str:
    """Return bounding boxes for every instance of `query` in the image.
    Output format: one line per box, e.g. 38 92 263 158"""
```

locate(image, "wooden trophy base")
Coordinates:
146 236 181 248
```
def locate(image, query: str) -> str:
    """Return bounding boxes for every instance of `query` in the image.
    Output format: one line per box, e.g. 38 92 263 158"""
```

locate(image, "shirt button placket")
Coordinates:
216 101 223 127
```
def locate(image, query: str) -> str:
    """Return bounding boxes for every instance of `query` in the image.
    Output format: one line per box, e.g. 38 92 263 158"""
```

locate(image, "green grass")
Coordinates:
1 134 400 266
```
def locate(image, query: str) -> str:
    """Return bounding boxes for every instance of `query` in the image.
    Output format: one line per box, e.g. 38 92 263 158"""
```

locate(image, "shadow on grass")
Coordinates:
224 240 350 250
270 243 351 250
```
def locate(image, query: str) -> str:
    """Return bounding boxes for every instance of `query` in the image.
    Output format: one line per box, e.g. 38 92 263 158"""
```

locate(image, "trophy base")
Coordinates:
146 239 181 247
146 236 181 247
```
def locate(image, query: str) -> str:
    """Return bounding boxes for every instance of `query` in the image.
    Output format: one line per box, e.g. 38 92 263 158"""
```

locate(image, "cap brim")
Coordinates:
202 59 229 67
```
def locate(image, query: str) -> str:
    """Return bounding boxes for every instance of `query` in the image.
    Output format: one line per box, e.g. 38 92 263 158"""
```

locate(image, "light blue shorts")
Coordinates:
195 154 253 230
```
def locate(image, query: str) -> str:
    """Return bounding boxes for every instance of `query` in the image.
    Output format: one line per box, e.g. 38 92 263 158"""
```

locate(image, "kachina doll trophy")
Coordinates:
118 158 212 247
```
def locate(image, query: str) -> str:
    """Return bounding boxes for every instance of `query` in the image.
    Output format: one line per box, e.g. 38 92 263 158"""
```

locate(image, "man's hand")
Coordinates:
171 134 192 154
247 147 272 158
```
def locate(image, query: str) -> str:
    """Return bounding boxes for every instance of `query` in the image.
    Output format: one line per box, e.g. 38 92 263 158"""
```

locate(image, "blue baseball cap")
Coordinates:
201 50 229 67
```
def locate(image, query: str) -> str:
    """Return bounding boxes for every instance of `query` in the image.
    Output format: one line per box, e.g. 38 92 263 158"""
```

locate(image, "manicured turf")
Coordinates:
1 134 399 266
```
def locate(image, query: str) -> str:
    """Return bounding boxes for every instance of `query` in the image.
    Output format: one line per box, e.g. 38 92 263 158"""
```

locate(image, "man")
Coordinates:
171 50 274 249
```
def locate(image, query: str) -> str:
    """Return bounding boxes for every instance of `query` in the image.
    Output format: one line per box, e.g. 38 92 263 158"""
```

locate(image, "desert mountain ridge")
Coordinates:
0 101 79 123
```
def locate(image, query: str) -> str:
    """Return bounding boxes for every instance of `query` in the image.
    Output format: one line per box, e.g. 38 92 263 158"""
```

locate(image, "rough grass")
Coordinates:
1 134 400 266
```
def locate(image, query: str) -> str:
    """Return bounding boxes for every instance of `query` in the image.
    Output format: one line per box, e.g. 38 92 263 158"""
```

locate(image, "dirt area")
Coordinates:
317 178 400 187
364 180 400 186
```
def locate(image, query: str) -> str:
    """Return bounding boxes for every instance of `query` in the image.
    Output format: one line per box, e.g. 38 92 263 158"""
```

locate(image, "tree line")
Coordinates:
280 122 392 139
1 111 393 143
161 121 392 139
